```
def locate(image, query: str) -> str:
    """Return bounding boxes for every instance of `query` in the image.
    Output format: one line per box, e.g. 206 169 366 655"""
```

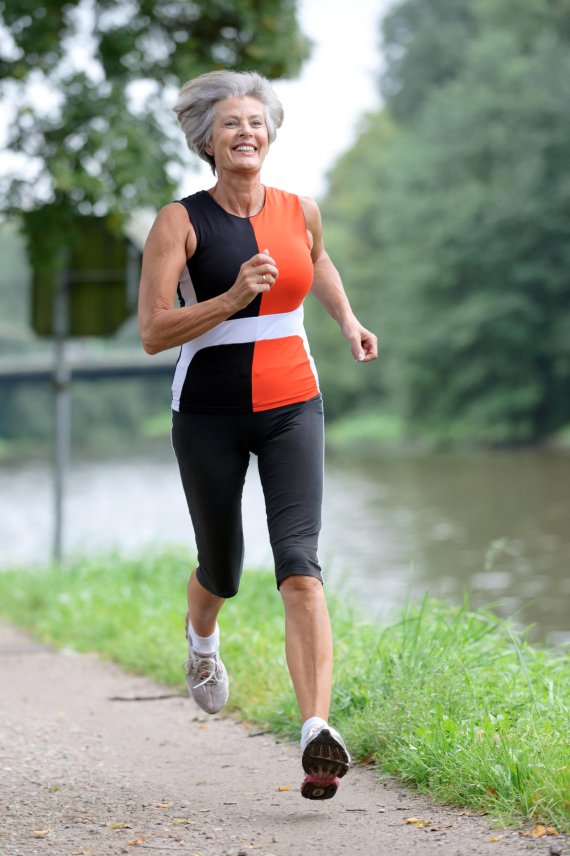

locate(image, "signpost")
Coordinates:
26 213 141 564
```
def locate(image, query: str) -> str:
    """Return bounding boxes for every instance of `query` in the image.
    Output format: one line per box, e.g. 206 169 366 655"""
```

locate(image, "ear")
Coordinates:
205 139 214 156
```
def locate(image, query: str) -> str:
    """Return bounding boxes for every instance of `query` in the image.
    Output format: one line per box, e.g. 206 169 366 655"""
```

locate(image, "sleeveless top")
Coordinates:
171 186 320 414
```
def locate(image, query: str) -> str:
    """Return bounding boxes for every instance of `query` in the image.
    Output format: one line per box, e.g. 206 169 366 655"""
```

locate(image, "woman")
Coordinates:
138 70 377 801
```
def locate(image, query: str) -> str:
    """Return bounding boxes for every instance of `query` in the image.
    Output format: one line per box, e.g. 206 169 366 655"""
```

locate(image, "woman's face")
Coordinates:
206 96 269 175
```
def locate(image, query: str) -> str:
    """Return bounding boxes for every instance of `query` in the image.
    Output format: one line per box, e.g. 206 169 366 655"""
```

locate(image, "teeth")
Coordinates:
235 145 255 152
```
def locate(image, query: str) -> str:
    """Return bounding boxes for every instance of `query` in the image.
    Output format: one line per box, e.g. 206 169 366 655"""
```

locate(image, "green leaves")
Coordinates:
0 0 309 239
318 0 570 444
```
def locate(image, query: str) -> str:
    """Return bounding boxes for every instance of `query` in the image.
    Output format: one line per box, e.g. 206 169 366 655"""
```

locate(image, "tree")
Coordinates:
320 0 570 442
376 24 570 442
305 111 394 418
0 0 309 220
379 0 475 123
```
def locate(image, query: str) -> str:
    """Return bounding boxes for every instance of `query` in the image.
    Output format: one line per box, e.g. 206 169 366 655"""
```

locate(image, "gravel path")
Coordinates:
0 621 565 856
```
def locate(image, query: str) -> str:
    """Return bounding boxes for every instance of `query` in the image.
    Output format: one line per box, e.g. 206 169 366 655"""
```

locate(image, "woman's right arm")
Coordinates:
138 203 278 354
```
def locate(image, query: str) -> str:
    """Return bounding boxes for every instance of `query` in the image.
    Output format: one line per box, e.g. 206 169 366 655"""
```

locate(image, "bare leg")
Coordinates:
186 568 225 639
279 575 333 722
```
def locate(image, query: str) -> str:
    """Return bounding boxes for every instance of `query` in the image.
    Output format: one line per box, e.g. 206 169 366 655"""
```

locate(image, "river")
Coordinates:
1 447 569 646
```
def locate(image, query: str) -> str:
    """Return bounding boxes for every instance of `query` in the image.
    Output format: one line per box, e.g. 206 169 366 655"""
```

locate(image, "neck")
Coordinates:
209 174 265 218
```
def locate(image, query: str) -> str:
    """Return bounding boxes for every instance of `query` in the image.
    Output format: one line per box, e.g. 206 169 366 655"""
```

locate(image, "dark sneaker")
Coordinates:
183 648 229 715
300 724 350 800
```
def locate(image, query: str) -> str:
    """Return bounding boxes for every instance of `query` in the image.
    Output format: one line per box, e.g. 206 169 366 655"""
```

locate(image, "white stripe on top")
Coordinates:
171 303 316 411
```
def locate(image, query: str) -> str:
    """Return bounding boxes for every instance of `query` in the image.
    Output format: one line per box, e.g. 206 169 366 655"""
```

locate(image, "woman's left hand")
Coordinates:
342 318 378 362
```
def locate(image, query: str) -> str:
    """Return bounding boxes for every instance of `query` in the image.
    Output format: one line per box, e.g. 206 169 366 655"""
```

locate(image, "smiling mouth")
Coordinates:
233 145 257 153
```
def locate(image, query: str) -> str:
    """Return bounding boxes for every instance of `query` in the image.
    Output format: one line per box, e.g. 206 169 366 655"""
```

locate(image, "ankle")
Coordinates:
301 716 328 748
187 618 220 654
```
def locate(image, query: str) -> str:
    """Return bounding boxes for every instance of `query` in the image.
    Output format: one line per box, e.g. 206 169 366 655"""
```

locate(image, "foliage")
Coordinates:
318 0 570 443
380 0 475 122
307 111 394 419
1 550 569 830
0 0 310 246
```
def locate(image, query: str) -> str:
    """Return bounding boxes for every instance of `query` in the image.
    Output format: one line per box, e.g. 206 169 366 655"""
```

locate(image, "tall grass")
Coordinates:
1 549 569 830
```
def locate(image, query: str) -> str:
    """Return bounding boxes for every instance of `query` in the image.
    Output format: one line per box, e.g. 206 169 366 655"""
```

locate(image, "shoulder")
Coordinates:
298 195 321 229
145 202 197 259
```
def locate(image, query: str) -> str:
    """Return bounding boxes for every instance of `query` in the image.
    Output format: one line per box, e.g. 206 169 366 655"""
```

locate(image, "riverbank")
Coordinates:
1 549 569 833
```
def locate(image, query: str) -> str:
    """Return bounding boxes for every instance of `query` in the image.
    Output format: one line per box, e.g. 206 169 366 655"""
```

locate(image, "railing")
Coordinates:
0 348 177 383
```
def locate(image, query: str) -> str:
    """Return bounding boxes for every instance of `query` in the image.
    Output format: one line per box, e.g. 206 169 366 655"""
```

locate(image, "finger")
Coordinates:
351 340 366 362
253 250 275 266
256 264 279 281
358 342 378 361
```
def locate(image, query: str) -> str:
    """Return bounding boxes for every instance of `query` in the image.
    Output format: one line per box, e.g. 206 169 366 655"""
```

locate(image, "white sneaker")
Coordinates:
183 647 229 715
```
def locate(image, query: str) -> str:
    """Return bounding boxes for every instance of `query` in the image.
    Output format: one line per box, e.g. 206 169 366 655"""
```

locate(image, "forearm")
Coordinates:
311 252 356 331
140 293 235 355
311 250 378 362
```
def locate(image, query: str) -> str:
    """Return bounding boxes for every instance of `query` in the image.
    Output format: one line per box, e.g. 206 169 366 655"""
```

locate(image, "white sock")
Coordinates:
301 716 328 750
187 618 220 655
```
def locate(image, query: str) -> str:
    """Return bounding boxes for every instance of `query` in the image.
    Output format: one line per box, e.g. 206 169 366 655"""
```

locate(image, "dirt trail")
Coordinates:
0 621 565 856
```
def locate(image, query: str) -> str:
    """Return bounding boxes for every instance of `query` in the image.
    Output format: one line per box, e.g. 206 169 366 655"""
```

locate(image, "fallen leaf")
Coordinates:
108 822 132 829
277 786 295 791
489 836 503 842
33 830 53 838
152 802 171 809
48 786 61 792
526 825 558 837
127 836 145 846
404 817 431 827
71 850 92 855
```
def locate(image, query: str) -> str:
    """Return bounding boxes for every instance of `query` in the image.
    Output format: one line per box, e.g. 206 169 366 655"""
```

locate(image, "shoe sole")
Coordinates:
301 774 340 800
301 728 350 785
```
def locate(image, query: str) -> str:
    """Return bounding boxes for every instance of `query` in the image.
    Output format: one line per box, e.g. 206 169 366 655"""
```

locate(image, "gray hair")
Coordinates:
173 70 284 174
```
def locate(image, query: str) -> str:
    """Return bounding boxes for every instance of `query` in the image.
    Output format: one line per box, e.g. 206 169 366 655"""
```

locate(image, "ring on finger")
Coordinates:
262 274 268 282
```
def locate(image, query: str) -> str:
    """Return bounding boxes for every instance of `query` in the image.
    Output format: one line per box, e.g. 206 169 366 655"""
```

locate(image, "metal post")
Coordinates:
52 265 71 565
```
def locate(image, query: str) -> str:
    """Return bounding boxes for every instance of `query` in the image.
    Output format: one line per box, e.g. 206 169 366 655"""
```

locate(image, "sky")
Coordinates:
0 0 389 205
181 0 388 199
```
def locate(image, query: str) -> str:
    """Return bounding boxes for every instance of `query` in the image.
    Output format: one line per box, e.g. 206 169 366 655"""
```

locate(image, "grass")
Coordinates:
326 409 405 453
1 549 569 831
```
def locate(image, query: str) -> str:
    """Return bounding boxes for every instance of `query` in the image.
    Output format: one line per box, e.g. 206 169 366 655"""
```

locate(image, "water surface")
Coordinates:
1 448 568 645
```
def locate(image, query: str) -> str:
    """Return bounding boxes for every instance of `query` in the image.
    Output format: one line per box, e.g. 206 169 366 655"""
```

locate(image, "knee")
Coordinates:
280 573 323 609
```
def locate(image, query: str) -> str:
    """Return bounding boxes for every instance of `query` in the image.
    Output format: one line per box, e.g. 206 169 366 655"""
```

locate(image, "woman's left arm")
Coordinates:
301 196 378 363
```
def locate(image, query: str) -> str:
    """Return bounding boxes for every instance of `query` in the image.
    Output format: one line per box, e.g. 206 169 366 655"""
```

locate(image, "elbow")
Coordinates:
140 322 162 356
142 339 159 356
141 332 164 356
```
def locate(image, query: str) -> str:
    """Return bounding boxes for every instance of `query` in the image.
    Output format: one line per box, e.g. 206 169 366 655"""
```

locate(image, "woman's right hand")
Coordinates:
226 249 279 312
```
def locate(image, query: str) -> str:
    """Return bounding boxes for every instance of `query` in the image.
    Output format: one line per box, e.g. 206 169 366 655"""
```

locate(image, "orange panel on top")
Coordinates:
252 336 319 412
251 188 314 316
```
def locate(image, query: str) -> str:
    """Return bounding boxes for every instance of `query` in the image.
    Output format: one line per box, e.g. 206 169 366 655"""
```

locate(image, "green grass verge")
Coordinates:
326 409 405 452
1 549 569 831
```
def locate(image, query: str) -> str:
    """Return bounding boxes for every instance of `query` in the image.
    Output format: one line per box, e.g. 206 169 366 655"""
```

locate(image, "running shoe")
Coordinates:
301 723 350 800
183 648 229 715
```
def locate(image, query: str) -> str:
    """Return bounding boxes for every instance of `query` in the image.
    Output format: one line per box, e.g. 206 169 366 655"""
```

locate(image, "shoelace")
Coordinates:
185 655 225 689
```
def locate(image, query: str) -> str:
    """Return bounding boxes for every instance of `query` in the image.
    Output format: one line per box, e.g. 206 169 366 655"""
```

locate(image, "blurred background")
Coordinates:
1 0 569 645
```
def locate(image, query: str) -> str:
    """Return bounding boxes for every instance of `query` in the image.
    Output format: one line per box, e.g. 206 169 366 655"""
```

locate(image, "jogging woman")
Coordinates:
138 70 377 800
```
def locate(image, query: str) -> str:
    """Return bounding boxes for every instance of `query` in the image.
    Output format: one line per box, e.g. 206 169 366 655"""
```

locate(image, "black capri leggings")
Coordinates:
171 394 324 598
